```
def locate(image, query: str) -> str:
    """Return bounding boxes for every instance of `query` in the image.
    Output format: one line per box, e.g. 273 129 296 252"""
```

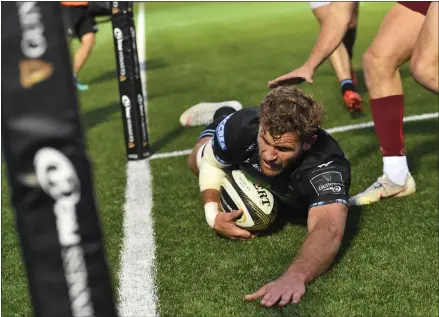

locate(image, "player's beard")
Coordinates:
259 157 283 177
259 155 298 177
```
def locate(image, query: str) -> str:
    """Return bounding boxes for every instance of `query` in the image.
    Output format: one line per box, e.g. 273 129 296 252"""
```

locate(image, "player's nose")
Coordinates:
264 148 278 161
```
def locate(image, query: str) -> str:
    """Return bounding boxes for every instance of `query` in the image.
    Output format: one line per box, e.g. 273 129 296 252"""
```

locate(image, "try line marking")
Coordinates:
118 3 159 317
149 112 438 161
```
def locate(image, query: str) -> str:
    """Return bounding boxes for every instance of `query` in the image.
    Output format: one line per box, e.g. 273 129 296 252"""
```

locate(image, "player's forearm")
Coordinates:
201 189 220 204
304 4 353 70
284 225 342 284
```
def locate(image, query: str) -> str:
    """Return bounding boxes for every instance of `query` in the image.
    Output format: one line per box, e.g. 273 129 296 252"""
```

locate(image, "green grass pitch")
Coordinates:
2 2 438 317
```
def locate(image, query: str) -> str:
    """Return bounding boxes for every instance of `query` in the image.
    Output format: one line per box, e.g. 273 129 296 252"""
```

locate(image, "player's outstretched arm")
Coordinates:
268 2 356 88
245 202 348 306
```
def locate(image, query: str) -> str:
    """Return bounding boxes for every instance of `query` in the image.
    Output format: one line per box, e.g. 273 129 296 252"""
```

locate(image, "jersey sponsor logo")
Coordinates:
34 148 94 317
318 183 342 193
252 163 261 172
322 174 331 182
317 161 333 169
310 171 345 196
215 114 232 151
246 142 257 152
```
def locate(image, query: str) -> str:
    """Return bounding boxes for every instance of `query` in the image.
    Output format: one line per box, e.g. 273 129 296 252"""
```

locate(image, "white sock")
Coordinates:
383 156 409 186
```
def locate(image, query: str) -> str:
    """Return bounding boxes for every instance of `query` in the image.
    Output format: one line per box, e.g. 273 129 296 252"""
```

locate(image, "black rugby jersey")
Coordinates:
210 107 351 210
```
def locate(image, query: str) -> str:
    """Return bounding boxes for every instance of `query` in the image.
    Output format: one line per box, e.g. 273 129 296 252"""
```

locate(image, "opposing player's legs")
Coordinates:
344 2 359 64
312 4 352 82
67 6 98 91
187 106 238 175
410 2 438 93
352 3 425 206
311 2 363 116
73 32 96 78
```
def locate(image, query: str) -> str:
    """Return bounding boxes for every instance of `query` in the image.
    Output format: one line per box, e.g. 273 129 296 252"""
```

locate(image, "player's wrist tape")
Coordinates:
204 202 219 229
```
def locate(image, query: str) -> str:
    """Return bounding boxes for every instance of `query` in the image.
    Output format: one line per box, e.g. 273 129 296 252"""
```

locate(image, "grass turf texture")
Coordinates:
2 2 438 317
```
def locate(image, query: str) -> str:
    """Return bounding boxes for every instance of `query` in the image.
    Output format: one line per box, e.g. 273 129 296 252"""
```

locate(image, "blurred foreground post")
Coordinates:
1 2 119 317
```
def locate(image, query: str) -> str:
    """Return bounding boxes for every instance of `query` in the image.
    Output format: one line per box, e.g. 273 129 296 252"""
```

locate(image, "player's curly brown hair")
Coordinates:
258 86 324 142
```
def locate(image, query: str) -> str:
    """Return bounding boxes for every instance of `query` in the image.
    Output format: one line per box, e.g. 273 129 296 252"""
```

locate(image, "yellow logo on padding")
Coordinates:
19 59 53 89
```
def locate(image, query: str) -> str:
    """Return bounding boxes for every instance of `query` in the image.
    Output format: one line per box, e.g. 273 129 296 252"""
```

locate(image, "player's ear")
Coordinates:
302 134 317 151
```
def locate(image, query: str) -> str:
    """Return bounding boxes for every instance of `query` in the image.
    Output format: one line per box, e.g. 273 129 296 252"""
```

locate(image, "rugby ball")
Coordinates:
219 170 277 232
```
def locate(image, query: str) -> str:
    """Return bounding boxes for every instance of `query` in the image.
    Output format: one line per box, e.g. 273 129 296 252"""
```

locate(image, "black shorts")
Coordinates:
61 5 98 39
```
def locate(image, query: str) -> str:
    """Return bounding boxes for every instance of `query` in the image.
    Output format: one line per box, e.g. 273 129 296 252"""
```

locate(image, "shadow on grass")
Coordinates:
87 58 167 85
256 202 362 268
81 102 120 130
149 125 186 155
82 102 187 151
256 204 308 237
333 205 362 266
347 119 438 175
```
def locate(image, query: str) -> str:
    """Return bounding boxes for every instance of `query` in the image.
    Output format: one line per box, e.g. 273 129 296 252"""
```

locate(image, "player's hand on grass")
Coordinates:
214 209 255 240
244 273 306 307
268 65 314 88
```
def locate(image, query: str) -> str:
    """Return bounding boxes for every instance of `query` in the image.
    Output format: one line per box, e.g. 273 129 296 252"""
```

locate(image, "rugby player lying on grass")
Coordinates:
181 86 351 306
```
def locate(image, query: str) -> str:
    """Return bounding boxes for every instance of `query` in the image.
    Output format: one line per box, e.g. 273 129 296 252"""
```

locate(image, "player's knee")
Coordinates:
409 55 422 81
362 49 376 74
410 56 437 86
362 49 382 89
362 48 394 78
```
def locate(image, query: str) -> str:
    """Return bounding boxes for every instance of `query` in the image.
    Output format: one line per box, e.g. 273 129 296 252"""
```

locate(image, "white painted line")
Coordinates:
119 161 159 317
326 112 438 134
149 149 192 160
118 4 159 317
149 112 438 161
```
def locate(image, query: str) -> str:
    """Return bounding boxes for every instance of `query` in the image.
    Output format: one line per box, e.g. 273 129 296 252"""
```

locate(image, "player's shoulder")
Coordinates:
226 106 259 129
212 107 259 164
294 128 351 182
215 107 259 147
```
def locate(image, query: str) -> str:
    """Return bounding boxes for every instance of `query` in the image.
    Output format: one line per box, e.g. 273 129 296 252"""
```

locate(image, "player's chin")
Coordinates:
260 165 282 177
